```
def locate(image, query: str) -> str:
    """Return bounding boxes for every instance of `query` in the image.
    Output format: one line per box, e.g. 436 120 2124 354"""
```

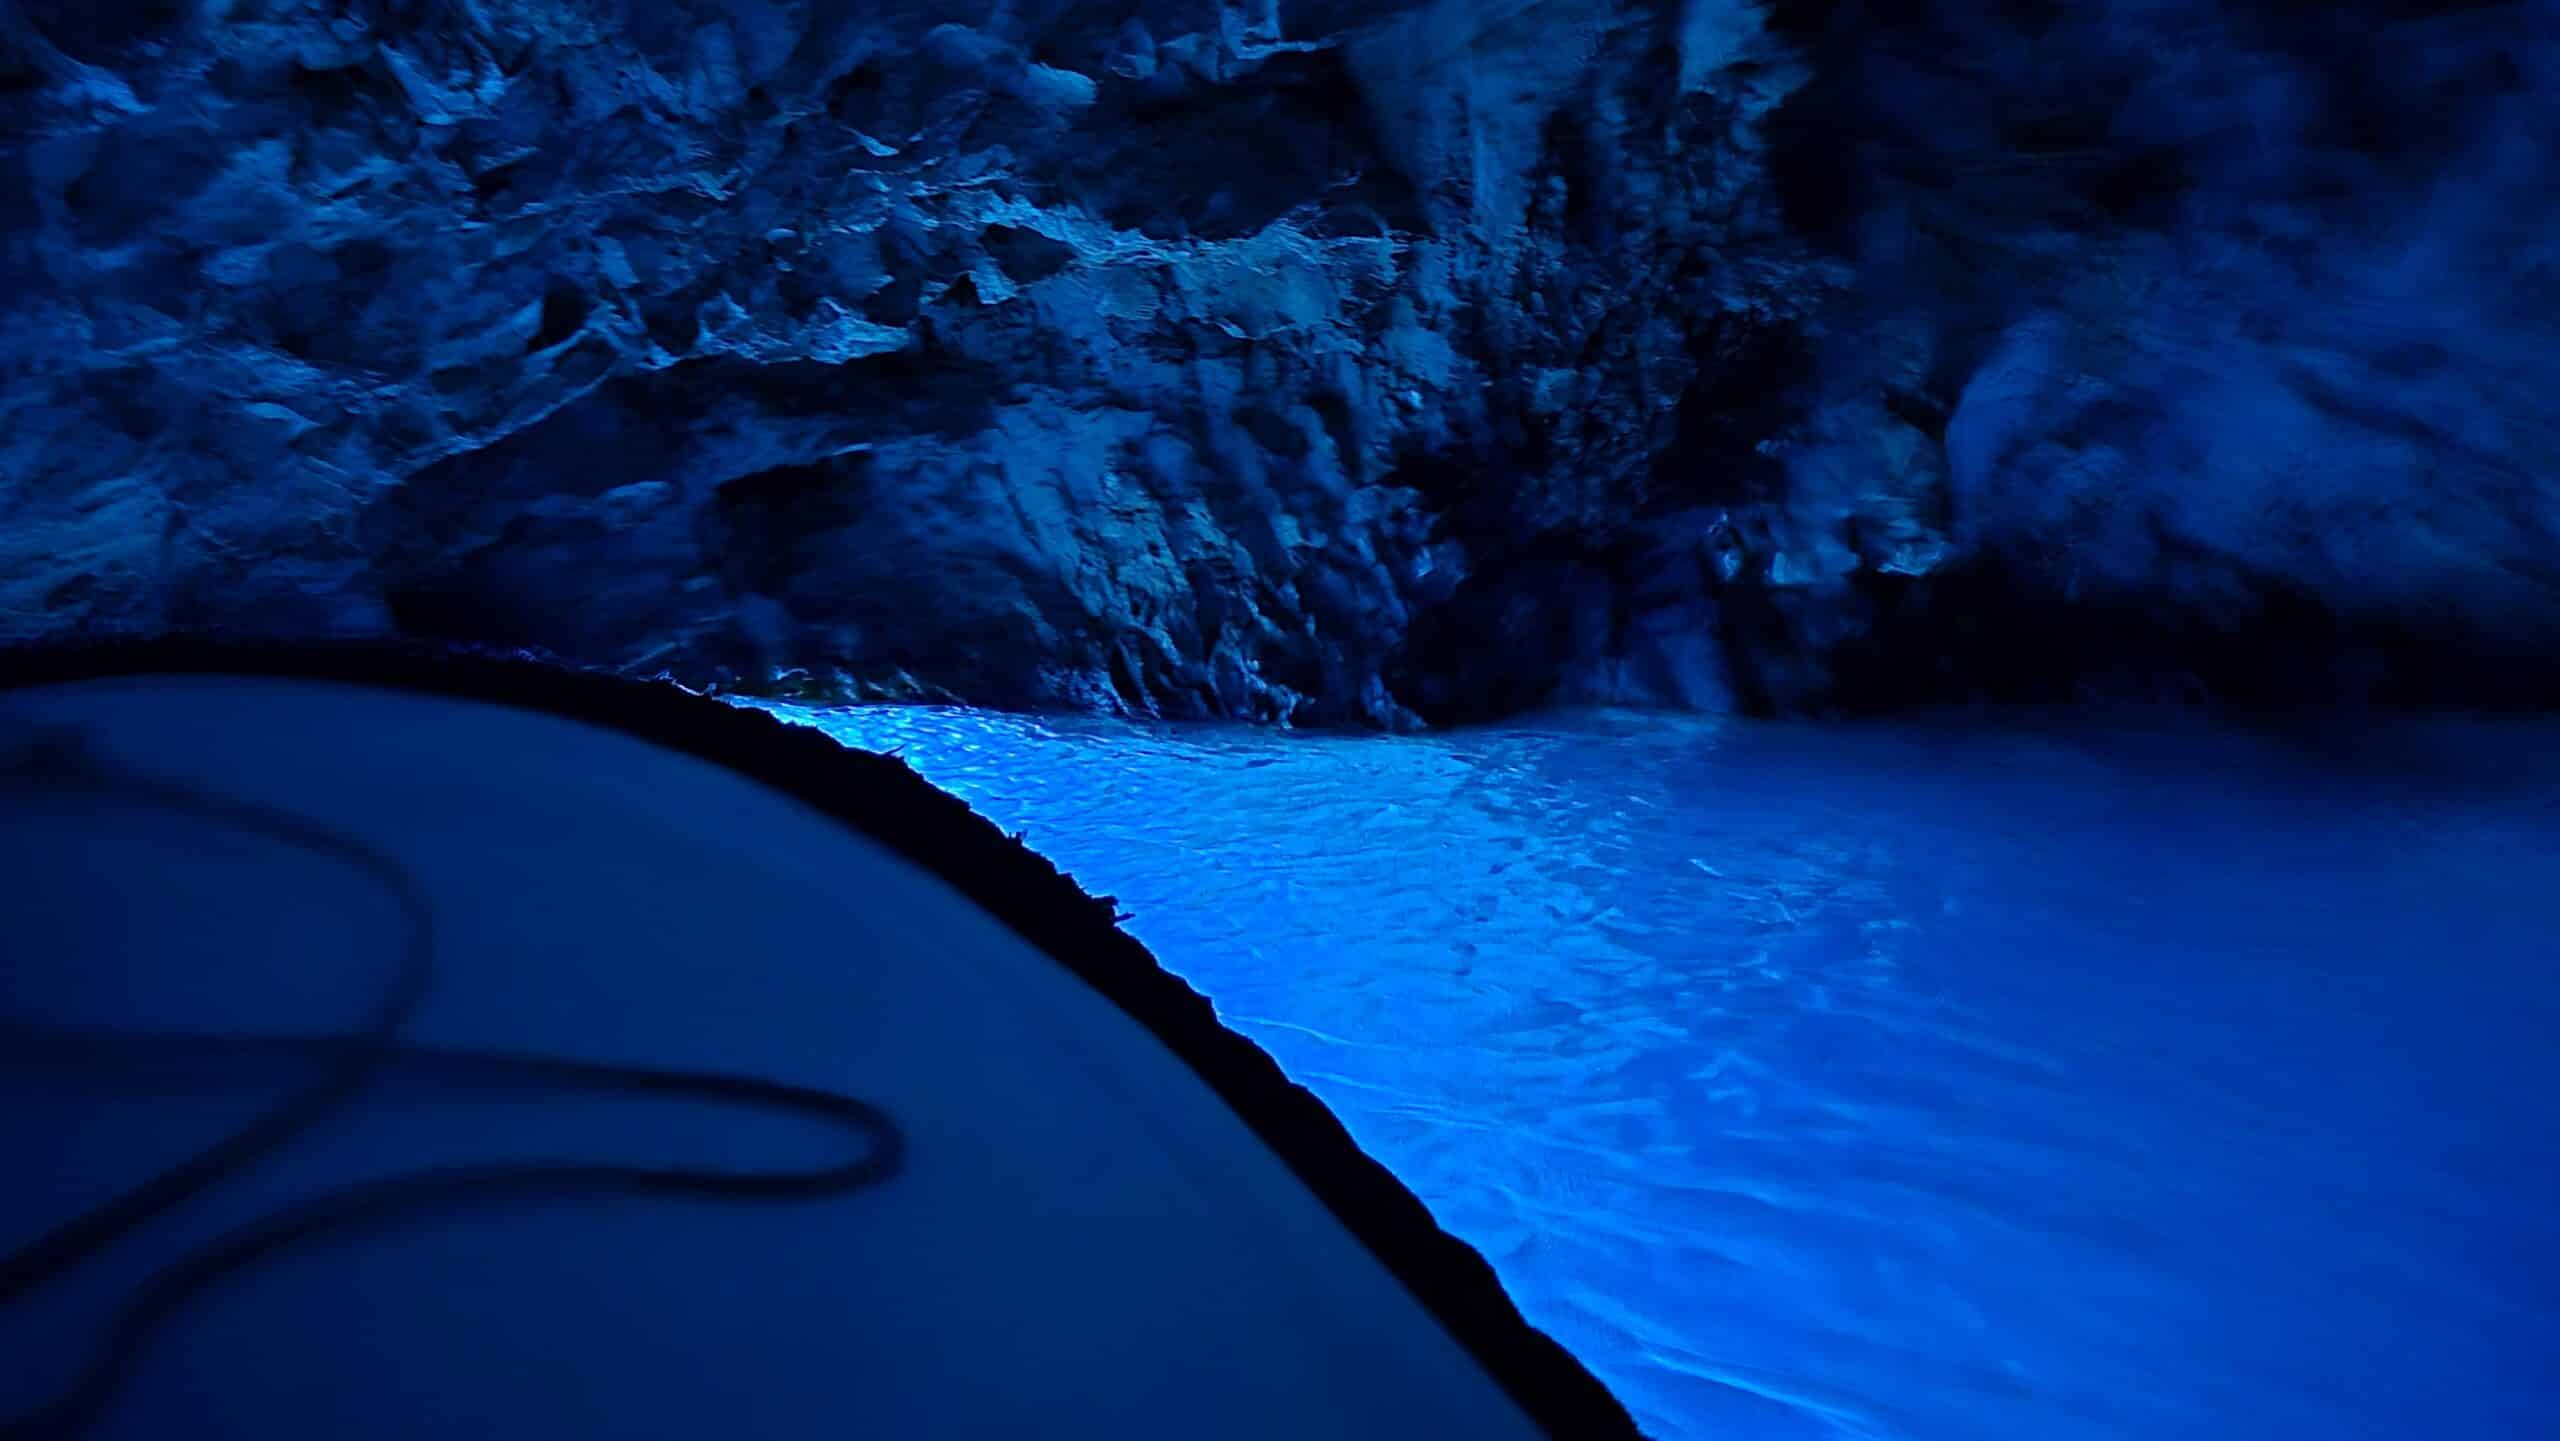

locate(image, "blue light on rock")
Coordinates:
4 2 2553 717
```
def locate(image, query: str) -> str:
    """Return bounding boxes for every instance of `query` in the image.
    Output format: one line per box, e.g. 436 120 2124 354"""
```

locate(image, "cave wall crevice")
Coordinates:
3 0 2553 720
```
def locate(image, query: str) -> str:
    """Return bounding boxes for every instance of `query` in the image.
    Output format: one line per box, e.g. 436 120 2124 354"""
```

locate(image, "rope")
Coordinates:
0 728 904 1439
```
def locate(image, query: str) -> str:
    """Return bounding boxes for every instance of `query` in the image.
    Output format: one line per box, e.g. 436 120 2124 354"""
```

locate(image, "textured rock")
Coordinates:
2 1 2554 720
1717 0 2560 711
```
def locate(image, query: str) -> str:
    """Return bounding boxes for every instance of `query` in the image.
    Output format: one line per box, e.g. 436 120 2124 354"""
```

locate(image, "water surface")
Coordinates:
761 702 2560 1441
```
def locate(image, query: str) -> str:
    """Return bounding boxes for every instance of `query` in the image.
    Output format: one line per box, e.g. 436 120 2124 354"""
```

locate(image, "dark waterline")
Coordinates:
760 701 2560 1441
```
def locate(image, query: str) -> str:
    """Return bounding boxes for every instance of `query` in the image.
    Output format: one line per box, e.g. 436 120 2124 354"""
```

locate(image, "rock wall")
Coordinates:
1722 0 2560 711
3 1 2553 721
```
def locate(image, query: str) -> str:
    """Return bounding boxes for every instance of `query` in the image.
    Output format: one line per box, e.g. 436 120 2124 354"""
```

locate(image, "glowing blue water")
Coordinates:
760 702 2560 1441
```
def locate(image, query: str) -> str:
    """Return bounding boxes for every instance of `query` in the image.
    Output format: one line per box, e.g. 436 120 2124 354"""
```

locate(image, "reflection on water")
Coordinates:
756 701 2560 1441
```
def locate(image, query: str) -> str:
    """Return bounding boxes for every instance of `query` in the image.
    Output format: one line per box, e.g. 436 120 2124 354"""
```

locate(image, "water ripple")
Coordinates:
751 701 2560 1441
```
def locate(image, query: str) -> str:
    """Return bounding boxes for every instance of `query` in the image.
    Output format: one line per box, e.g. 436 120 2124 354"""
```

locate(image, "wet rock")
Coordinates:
1 1 2553 720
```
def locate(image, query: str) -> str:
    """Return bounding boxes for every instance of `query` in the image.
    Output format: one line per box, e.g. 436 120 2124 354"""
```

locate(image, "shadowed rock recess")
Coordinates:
3 1 2554 722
